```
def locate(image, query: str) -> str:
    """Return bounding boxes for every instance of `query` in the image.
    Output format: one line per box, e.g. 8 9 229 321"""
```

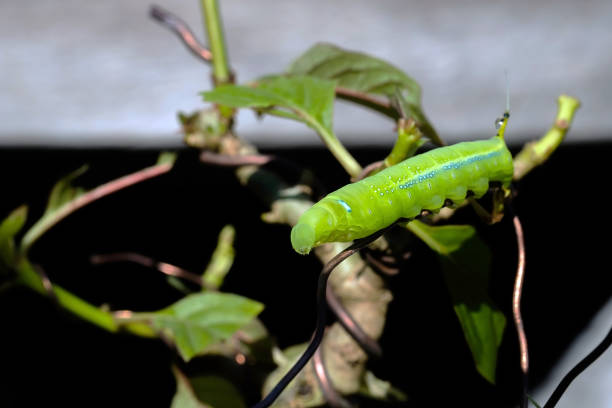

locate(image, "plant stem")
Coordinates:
16 258 155 336
200 0 231 84
20 160 174 254
513 95 580 180
384 118 423 167
304 112 362 178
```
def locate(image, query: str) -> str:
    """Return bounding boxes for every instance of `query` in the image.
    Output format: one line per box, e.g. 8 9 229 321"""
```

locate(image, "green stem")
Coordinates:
405 220 446 254
202 224 236 290
384 118 424 167
303 112 362 178
513 95 580 180
20 160 173 254
16 258 155 336
201 0 231 84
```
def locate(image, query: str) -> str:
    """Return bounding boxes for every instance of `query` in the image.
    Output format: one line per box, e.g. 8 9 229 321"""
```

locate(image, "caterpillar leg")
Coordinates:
468 186 510 224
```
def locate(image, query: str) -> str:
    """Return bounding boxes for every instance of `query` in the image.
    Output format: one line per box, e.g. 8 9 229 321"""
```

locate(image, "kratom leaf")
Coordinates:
408 220 506 383
0 205 28 268
287 43 441 145
144 292 264 362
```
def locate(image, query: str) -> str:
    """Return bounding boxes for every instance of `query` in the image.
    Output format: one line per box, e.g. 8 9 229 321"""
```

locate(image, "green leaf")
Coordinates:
203 76 362 177
45 165 88 215
171 366 211 408
408 220 506 383
287 43 441 145
203 75 336 135
189 376 246 408
144 292 264 362
171 366 246 408
202 225 236 290
0 205 28 268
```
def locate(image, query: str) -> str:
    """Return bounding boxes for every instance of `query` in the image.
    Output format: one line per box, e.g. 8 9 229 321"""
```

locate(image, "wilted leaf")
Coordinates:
287 43 441 144
0 205 28 268
144 292 264 362
408 220 506 383
361 371 408 402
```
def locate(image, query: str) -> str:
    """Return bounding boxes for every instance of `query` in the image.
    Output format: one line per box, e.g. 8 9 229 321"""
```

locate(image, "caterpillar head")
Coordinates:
291 206 335 255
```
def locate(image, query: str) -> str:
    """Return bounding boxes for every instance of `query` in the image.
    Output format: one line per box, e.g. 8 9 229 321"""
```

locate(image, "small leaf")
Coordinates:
20 166 89 252
0 205 28 267
144 292 264 362
287 43 441 144
202 225 236 290
189 376 246 408
202 85 285 109
203 76 362 177
203 75 336 135
408 221 506 383
45 165 88 214
171 366 211 408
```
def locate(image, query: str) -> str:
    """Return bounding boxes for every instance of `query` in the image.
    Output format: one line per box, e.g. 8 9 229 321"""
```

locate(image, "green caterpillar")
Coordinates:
291 112 513 255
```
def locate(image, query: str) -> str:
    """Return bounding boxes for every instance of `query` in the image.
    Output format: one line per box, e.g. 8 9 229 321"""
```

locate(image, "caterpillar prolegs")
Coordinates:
291 112 513 255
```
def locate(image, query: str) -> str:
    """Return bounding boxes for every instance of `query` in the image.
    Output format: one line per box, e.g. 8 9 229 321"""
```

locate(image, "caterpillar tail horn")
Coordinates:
496 111 510 140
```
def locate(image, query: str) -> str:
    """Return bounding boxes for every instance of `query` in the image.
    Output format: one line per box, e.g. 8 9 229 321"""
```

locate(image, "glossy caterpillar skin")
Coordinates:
291 113 513 255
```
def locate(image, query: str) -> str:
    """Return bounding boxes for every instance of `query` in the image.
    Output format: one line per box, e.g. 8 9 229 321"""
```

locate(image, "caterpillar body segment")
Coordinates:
291 113 513 255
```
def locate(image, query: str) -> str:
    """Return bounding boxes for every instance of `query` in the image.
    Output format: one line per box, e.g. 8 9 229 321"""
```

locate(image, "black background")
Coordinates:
0 143 609 407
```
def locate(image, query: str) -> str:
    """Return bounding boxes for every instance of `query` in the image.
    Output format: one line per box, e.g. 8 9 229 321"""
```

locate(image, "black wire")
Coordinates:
543 325 612 408
252 226 394 408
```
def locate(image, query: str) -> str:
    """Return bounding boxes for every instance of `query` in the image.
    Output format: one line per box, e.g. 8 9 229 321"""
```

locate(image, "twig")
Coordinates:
335 87 397 119
200 151 273 166
252 224 395 408
363 251 401 276
150 5 212 63
543 325 612 408
513 95 580 181
33 264 57 303
90 252 205 287
354 160 384 182
512 214 529 408
21 160 173 252
313 344 355 408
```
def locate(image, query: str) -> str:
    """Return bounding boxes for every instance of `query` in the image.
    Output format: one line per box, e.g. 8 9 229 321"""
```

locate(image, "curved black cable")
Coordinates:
543 325 612 408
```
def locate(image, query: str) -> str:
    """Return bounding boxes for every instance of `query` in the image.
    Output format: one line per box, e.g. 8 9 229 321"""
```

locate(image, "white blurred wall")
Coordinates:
0 0 611 147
